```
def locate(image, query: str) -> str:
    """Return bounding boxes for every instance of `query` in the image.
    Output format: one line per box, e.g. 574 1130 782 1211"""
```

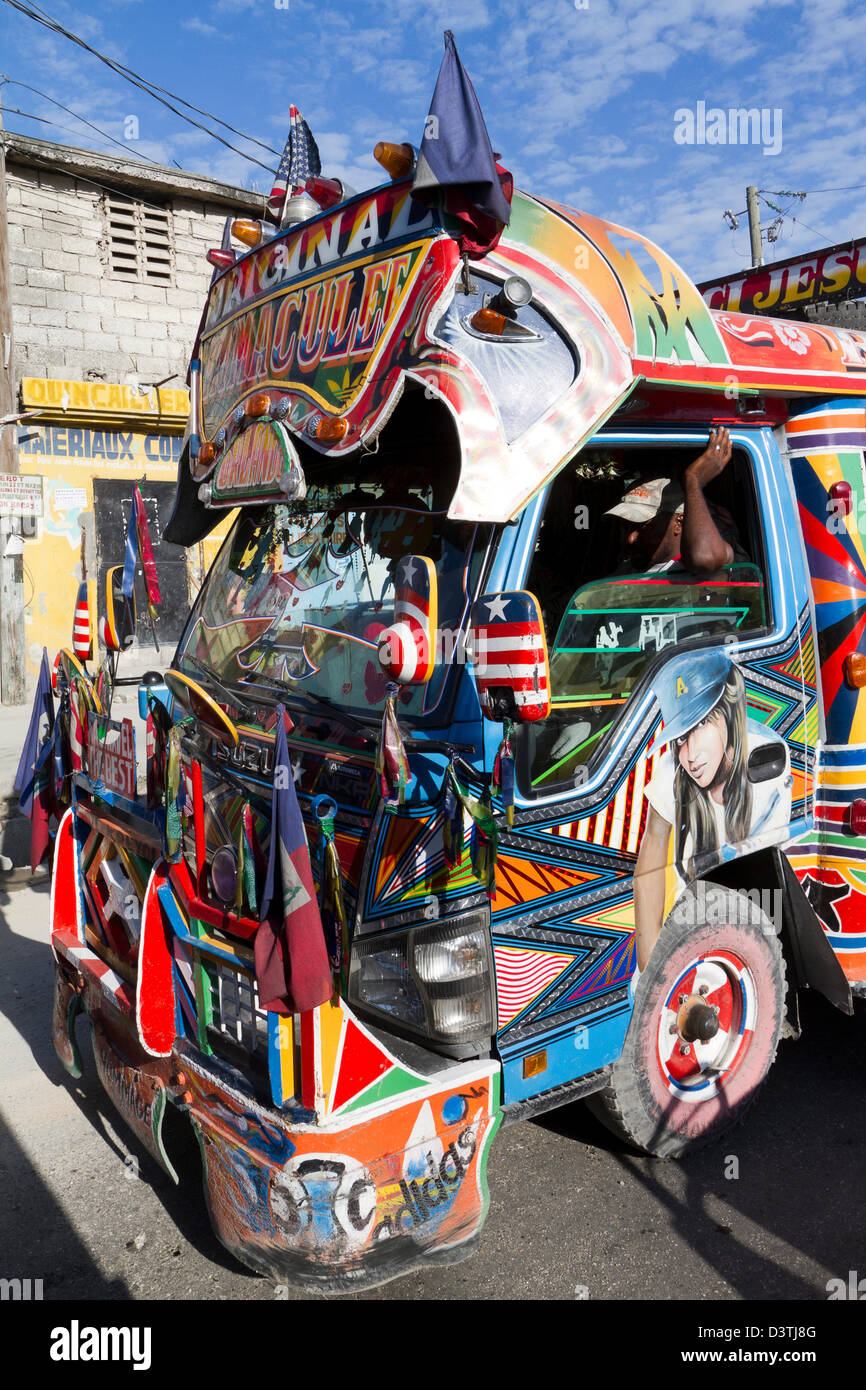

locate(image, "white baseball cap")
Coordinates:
605 477 685 524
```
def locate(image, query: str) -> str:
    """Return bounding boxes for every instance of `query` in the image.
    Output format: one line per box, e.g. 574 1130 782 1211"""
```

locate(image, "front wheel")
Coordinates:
588 884 786 1158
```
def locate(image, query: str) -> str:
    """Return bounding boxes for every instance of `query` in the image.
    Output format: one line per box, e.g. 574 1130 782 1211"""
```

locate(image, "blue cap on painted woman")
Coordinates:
647 649 732 755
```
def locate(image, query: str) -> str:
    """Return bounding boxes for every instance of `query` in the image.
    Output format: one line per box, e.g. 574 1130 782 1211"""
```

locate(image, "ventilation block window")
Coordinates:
105 193 173 285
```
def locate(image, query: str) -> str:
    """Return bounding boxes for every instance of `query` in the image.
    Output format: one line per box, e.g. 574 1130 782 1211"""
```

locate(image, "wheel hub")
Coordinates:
656 952 757 1099
676 994 720 1043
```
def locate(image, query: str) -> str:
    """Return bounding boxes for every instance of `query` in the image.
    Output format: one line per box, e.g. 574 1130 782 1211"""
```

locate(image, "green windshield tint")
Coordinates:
524 565 766 791
550 566 765 702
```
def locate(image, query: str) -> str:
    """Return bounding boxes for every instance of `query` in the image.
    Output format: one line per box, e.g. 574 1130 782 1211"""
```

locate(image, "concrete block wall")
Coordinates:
6 161 252 388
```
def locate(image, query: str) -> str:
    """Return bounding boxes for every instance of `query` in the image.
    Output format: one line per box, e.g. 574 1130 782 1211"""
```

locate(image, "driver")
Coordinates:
606 427 742 575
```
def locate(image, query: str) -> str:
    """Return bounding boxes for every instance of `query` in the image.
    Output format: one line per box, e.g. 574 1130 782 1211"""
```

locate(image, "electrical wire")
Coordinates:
1 78 163 164
9 145 265 220
789 183 866 197
2 0 280 171
788 214 842 245
2 103 165 165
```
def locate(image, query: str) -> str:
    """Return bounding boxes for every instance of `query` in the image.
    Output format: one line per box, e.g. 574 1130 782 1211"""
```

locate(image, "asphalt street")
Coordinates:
1 875 865 1305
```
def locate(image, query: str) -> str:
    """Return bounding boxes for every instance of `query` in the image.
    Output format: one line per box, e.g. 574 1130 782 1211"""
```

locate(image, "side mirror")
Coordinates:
748 741 787 783
72 580 94 663
377 555 438 684
103 565 136 652
471 590 550 722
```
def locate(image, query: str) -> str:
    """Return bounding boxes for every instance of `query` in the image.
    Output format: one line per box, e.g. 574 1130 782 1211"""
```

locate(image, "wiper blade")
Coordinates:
179 654 261 722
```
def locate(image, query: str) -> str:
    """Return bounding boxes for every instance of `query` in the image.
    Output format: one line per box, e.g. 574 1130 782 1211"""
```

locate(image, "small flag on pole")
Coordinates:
14 648 54 819
121 494 139 602
133 485 162 619
122 485 162 649
255 705 331 1014
412 30 512 257
268 105 321 221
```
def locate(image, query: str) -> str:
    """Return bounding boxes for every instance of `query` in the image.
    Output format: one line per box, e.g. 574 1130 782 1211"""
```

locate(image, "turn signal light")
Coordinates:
374 141 415 180
849 799 866 835
232 218 266 248
844 652 866 688
245 393 271 418
309 416 349 443
197 441 216 467
206 248 235 270
469 306 508 336
305 176 346 210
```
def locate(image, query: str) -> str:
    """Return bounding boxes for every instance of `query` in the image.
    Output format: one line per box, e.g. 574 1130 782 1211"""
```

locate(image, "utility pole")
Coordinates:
0 78 26 703
746 185 763 268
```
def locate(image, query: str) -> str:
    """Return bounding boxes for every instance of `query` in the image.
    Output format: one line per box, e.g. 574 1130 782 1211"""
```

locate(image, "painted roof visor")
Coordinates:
182 181 647 527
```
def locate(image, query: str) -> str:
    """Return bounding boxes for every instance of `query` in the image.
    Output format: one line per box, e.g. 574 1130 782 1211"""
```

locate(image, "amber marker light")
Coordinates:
245 393 272 418
844 652 866 688
313 416 350 443
523 1050 547 1079
232 218 266 248
197 441 216 467
374 141 415 180
469 306 508 336
206 248 235 270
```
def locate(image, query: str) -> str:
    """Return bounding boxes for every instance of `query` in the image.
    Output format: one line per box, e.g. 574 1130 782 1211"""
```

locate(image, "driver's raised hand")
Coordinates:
686 427 733 488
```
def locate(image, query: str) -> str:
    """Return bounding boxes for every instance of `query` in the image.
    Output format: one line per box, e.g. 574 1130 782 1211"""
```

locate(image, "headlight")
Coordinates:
348 910 495 1046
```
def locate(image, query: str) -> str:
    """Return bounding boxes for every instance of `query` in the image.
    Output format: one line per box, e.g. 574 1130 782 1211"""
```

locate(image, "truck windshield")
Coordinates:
176 497 483 724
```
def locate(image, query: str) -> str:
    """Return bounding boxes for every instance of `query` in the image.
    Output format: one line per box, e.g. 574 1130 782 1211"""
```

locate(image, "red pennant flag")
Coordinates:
133 485 162 616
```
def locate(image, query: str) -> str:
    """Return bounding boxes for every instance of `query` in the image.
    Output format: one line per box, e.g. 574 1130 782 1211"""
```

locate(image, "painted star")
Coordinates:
484 594 509 621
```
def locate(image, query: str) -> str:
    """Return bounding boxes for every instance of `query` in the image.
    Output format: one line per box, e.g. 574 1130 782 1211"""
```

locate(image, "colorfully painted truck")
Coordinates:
44 144 866 1292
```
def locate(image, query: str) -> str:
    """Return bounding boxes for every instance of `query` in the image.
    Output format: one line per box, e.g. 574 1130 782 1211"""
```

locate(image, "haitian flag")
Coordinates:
412 30 513 257
255 705 331 1014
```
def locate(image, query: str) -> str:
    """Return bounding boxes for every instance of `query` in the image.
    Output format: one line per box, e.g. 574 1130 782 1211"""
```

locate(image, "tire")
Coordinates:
587 883 786 1158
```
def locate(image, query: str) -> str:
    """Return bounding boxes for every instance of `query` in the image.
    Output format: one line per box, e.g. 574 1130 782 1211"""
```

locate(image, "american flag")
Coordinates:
268 105 321 221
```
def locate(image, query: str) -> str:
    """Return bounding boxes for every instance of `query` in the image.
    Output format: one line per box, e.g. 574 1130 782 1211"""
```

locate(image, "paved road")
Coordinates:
2 878 865 1304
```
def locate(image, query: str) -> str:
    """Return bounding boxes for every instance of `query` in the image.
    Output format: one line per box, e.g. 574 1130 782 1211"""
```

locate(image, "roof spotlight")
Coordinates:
488 276 533 318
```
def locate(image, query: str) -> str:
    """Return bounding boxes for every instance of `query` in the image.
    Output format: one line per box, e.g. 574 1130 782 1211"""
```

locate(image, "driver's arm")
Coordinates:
680 427 735 573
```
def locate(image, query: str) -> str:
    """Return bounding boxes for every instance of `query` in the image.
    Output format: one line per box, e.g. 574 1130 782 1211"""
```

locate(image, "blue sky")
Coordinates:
2 0 865 283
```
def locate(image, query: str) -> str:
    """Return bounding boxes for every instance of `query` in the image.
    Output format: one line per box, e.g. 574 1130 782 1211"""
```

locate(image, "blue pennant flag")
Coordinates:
412 30 512 227
14 648 54 819
121 493 139 600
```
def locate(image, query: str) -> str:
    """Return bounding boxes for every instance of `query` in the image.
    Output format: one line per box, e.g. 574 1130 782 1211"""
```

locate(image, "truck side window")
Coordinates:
521 443 769 794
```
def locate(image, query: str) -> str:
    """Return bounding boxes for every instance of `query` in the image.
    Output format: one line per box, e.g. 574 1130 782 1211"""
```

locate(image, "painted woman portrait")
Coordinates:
633 649 792 974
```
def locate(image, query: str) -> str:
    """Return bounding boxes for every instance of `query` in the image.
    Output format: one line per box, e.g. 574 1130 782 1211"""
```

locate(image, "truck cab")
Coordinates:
47 167 866 1290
